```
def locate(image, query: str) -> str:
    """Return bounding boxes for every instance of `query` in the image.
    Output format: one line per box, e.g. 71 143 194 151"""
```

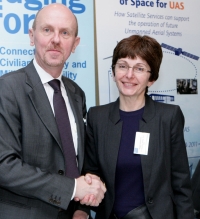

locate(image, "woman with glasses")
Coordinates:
82 35 193 219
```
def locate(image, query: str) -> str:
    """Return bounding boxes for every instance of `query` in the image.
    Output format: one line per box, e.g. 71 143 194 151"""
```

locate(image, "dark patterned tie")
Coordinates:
48 79 79 178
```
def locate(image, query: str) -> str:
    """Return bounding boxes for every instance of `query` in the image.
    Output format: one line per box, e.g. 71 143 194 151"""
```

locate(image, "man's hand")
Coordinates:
72 210 88 219
74 174 106 206
79 174 105 206
84 173 100 184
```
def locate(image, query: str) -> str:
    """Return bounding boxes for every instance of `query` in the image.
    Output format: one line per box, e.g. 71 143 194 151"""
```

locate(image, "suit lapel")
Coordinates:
105 99 122 188
140 95 157 195
62 76 85 172
25 62 84 172
25 61 62 149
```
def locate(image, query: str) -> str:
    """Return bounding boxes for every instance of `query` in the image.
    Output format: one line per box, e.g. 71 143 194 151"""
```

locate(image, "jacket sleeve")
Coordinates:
79 107 105 213
170 106 194 218
83 107 102 177
191 160 200 211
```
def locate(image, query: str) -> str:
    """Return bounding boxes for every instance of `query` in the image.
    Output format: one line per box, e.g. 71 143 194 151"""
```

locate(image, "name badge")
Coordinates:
134 132 150 155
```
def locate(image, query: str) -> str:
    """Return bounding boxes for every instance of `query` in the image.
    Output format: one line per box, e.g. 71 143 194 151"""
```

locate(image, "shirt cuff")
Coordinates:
71 178 76 200
71 179 89 219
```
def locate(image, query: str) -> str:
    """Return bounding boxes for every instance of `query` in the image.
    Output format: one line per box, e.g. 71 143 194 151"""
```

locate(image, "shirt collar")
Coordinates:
33 59 64 87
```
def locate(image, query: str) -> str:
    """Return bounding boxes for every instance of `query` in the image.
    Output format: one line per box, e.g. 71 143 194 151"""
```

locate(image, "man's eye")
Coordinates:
43 28 51 35
62 31 71 38
44 28 50 32
63 31 68 35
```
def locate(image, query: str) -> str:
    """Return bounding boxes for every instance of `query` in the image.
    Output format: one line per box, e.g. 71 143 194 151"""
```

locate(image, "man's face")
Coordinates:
29 4 80 73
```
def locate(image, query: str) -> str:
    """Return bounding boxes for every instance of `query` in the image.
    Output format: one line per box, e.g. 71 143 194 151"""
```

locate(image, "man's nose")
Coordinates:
51 32 60 44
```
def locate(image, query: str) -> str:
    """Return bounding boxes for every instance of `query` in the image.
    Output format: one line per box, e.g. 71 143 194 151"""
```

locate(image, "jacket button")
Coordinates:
58 170 64 175
53 199 58 204
148 198 153 204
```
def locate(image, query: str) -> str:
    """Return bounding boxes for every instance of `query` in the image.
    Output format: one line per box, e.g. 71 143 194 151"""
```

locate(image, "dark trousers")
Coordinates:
110 205 152 219
57 201 76 219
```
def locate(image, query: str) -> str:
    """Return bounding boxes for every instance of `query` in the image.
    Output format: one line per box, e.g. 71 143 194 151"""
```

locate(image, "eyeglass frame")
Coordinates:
113 62 152 75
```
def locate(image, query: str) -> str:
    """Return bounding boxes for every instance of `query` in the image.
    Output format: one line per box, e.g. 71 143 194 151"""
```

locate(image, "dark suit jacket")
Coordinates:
192 160 200 211
0 61 87 219
83 95 194 219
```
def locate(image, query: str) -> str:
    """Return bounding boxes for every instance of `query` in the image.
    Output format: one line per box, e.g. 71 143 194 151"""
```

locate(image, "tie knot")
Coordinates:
48 79 61 92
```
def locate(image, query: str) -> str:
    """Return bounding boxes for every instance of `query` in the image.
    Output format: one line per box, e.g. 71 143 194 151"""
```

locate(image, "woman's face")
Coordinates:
113 56 154 100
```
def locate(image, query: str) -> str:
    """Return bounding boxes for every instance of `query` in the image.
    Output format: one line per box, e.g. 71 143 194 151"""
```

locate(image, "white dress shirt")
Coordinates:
33 59 78 199
33 59 78 154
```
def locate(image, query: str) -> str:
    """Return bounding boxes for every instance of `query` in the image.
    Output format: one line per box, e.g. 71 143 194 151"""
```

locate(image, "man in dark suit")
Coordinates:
0 3 105 219
192 160 200 218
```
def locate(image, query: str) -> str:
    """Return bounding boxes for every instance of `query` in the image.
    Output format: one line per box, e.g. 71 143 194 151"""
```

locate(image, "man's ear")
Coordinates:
29 29 34 46
72 37 80 53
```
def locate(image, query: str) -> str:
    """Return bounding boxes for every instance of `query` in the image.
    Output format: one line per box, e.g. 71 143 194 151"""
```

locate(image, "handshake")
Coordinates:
74 173 106 206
